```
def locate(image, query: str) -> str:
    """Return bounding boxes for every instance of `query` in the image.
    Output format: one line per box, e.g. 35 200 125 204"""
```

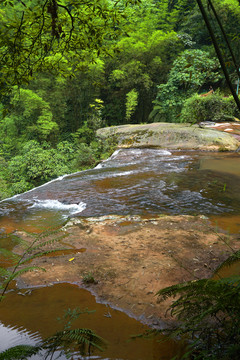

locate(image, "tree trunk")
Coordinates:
196 0 240 112
207 0 240 78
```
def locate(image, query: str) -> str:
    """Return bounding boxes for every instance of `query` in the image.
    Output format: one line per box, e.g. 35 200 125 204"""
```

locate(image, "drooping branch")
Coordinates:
0 0 126 96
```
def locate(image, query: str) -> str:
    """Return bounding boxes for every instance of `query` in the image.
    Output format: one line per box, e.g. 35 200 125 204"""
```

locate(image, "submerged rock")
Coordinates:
97 122 240 151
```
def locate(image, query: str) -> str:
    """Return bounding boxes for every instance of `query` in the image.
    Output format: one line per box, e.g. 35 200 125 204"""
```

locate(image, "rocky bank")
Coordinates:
97 122 240 151
18 214 240 327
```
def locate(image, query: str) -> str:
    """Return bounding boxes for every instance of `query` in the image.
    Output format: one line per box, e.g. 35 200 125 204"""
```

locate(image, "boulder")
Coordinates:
97 122 240 151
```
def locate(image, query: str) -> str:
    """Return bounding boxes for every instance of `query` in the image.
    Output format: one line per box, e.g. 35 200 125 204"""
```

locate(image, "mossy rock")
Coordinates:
97 123 240 151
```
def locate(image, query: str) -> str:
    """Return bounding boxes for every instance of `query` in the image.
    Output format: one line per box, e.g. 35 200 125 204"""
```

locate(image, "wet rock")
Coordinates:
97 122 240 151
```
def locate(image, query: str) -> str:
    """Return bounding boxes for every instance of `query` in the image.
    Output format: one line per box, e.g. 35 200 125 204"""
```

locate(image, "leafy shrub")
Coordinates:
72 122 95 145
157 275 240 359
125 89 138 122
71 144 96 169
6 141 70 190
0 177 10 200
10 88 59 143
9 179 32 196
154 242 240 360
180 93 240 123
150 49 222 123
82 272 97 284
56 141 77 162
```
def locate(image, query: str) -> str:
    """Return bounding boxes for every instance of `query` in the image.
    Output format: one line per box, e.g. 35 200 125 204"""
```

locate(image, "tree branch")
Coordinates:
196 0 240 112
207 0 240 79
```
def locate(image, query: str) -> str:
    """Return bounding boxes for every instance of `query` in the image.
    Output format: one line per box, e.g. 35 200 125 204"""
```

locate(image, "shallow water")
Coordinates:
0 148 240 359
1 149 240 232
0 283 182 360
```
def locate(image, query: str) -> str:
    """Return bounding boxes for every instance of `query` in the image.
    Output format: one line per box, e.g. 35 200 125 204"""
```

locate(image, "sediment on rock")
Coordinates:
17 214 240 327
97 122 240 151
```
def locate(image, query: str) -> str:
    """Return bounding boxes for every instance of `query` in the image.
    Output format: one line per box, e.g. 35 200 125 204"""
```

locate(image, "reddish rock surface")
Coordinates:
17 215 240 327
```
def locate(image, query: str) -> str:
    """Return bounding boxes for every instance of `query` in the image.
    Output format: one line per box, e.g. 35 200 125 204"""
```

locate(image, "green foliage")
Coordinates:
0 227 68 300
87 98 105 131
0 307 105 359
72 99 105 145
150 49 222 123
153 240 240 360
0 229 106 359
0 79 114 198
0 345 41 360
167 49 221 89
0 173 10 200
0 120 117 198
82 272 98 285
40 307 106 359
10 88 59 143
180 92 240 123
125 89 138 121
5 140 69 191
0 0 140 97
104 28 181 124
181 0 240 77
102 0 182 124
0 116 19 158
213 249 240 275
156 275 240 359
71 143 96 169
43 328 105 358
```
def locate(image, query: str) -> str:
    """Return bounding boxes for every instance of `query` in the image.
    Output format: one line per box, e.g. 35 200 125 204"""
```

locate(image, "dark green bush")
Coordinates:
180 93 240 124
71 143 96 169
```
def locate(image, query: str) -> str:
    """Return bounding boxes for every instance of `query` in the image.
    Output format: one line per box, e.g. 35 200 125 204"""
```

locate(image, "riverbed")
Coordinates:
0 148 240 359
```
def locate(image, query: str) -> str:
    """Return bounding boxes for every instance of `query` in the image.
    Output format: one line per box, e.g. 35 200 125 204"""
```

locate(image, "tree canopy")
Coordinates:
0 0 140 96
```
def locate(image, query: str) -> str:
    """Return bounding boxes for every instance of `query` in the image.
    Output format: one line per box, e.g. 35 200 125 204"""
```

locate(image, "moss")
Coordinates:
97 123 240 151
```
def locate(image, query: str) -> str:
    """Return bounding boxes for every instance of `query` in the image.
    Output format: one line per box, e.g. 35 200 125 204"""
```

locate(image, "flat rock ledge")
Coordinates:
17 214 240 328
97 123 240 151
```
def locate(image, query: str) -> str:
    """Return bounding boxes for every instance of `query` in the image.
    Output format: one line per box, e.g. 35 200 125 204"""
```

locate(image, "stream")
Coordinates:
0 148 240 359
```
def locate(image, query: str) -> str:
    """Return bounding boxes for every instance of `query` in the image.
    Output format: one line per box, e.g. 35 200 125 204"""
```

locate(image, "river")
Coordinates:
0 148 240 359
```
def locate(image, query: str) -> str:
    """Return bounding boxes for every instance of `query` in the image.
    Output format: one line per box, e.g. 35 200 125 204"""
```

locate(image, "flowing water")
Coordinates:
0 148 240 359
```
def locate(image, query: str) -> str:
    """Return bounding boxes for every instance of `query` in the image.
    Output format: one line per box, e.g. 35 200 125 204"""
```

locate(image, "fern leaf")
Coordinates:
0 267 11 277
19 248 68 265
0 248 21 263
5 266 46 283
35 228 67 241
213 250 240 275
29 234 69 252
0 344 41 359
43 328 106 354
156 278 209 301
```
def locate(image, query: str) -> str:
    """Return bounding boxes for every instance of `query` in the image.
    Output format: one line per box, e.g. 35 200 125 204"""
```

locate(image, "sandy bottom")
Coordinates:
16 214 240 327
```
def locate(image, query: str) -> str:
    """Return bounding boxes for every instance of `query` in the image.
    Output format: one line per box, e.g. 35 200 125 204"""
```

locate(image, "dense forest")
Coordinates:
0 0 240 199
1 2 240 360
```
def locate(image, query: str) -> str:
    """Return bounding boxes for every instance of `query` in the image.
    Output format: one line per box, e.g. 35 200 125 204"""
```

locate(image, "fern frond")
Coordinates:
156 278 209 301
19 248 68 265
29 234 69 252
43 328 106 354
157 276 240 301
157 276 240 322
0 344 41 360
14 237 29 249
149 106 163 121
0 267 11 278
0 248 21 264
5 266 46 283
35 228 67 241
213 250 240 275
